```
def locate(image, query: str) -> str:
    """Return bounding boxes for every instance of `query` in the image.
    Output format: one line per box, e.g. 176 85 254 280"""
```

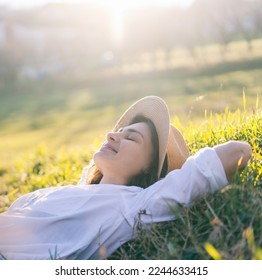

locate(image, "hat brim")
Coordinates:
167 125 190 172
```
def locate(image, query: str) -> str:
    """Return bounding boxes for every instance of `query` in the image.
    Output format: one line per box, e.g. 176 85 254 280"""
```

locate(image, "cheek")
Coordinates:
120 144 151 171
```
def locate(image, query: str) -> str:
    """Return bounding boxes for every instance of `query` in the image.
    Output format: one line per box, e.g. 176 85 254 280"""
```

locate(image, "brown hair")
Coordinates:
85 115 159 188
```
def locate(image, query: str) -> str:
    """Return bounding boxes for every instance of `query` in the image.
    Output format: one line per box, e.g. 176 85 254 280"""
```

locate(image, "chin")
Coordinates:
93 151 108 171
93 151 101 165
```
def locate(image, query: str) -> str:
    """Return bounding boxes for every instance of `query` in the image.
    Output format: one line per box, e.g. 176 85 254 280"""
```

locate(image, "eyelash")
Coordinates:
126 137 135 142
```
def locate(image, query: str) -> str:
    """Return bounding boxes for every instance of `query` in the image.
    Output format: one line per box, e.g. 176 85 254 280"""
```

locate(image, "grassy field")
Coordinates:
0 39 261 259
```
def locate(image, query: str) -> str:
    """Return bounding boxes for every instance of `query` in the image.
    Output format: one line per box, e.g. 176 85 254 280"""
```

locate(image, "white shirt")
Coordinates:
0 147 228 260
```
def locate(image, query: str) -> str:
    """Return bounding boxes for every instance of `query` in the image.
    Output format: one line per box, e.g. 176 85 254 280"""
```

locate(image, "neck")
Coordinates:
99 175 128 186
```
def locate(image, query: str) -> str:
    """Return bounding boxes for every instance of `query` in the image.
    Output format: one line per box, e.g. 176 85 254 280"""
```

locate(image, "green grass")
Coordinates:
0 105 261 259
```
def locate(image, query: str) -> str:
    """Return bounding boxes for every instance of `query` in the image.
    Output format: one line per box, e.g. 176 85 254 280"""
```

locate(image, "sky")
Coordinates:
0 0 195 9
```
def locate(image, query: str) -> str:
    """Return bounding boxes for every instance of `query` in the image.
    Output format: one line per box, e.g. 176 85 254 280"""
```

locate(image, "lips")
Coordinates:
101 142 117 153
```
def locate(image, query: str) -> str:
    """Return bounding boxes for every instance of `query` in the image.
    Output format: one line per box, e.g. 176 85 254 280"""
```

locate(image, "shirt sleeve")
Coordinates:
133 147 229 224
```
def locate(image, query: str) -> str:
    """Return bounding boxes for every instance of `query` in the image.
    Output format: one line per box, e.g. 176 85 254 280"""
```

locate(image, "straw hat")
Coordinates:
113 96 189 178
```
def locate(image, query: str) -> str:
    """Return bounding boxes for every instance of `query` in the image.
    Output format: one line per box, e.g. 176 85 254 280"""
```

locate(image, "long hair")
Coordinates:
85 115 159 188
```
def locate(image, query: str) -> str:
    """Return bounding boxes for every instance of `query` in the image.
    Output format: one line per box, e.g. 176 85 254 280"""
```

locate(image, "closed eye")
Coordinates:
126 136 136 142
119 127 143 142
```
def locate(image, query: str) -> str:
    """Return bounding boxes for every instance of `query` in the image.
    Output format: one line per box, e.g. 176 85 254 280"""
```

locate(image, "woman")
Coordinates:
0 96 252 260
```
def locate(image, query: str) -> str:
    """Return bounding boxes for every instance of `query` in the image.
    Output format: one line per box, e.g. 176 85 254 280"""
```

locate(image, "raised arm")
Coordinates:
214 141 252 182
136 141 252 225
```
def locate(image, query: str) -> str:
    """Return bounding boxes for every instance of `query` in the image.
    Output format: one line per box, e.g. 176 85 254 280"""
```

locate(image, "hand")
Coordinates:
214 141 252 182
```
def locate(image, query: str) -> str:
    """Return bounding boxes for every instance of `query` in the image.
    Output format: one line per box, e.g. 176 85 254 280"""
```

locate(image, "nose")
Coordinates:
107 131 120 142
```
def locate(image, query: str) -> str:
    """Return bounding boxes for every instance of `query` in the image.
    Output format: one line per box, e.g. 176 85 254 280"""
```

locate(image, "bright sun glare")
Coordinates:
101 0 194 45
109 6 124 46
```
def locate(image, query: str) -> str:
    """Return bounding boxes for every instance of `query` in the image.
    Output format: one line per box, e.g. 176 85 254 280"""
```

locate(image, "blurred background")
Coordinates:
0 0 261 165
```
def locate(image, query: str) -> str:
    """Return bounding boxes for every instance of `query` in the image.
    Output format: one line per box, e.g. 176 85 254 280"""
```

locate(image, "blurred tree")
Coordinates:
234 2 254 52
252 0 262 37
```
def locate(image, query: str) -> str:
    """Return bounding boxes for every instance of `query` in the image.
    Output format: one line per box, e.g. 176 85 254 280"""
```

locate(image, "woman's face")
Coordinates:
93 122 153 185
